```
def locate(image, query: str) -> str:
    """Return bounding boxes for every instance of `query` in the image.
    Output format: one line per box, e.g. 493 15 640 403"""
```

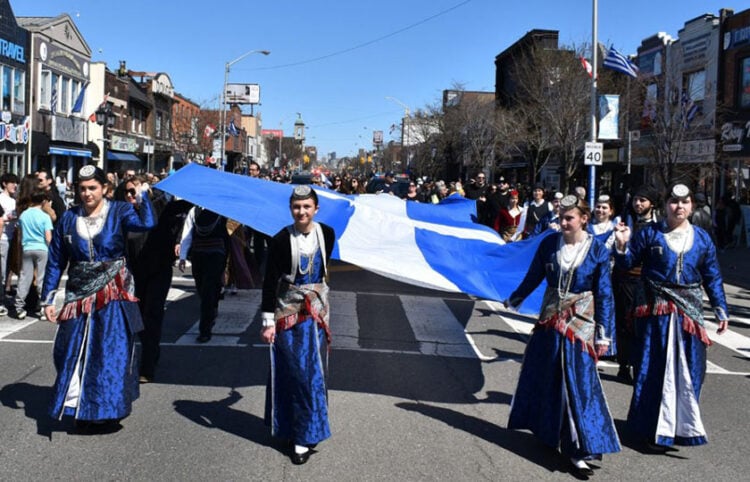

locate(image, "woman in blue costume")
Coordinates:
587 194 620 251
614 184 729 449
42 166 155 431
505 195 620 476
260 185 335 465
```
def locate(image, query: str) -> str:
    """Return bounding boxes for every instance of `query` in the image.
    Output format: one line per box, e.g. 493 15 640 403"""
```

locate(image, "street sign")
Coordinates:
584 141 603 166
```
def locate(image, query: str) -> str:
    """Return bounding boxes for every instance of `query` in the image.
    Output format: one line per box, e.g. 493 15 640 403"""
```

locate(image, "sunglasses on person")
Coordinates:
126 188 137 197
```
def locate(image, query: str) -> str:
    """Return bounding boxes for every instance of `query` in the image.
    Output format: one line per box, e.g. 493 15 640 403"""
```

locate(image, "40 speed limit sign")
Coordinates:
584 142 603 166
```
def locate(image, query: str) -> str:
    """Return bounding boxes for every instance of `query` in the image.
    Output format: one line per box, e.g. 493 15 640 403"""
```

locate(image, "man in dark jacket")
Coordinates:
36 169 66 226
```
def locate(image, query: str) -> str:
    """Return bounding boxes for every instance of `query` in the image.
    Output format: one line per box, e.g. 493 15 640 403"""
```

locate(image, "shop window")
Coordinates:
741 57 750 110
2 67 11 112
13 69 24 114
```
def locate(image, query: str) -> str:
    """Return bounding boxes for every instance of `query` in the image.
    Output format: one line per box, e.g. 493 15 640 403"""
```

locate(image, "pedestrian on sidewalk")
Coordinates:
260 185 335 465
614 183 730 451
504 195 620 476
13 189 53 320
42 165 155 433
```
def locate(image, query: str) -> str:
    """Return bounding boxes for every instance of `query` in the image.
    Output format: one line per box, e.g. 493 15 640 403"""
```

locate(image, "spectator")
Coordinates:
13 189 53 320
36 169 66 226
0 172 19 312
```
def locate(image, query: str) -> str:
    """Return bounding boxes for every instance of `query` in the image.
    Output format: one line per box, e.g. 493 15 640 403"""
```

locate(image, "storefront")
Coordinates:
0 1 29 174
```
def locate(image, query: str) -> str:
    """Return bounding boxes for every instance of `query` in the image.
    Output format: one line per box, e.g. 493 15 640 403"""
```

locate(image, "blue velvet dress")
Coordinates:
615 222 728 446
42 198 155 422
266 249 331 446
507 233 620 459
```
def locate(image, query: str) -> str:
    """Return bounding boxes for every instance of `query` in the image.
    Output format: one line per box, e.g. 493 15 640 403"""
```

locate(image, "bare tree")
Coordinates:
509 44 591 188
625 66 717 188
440 86 498 180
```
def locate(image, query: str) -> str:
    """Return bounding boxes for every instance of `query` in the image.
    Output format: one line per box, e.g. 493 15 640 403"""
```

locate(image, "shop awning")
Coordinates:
107 151 142 162
49 146 92 157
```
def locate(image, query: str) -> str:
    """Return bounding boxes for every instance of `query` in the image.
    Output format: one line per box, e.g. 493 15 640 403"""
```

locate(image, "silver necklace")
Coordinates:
557 235 590 304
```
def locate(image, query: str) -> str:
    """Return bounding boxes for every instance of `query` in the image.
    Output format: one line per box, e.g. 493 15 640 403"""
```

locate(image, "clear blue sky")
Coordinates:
13 0 736 160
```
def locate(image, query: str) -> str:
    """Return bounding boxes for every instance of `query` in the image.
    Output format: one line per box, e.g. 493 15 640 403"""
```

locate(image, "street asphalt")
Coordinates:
0 263 747 481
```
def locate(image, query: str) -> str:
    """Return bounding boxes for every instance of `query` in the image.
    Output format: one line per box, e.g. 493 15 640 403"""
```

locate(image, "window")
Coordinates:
70 80 81 113
155 112 162 138
40 70 50 107
130 106 144 134
13 69 24 114
685 70 705 102
60 77 70 113
2 67 10 111
741 57 750 109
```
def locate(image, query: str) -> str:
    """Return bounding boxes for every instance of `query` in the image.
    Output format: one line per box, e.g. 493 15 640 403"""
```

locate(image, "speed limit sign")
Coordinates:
584 142 603 166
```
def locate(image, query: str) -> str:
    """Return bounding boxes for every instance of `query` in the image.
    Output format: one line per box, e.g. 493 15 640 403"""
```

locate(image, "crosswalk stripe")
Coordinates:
329 291 359 350
174 290 261 346
400 294 475 358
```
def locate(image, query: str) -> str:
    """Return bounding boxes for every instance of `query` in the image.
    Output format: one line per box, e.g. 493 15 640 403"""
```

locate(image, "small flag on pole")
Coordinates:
228 118 239 137
50 88 58 114
580 56 593 78
87 94 110 122
71 83 87 114
681 90 699 127
602 46 639 78
203 124 216 139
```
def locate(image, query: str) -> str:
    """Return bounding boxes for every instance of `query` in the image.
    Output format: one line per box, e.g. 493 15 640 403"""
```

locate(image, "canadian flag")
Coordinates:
203 124 216 138
87 93 110 122
580 57 593 78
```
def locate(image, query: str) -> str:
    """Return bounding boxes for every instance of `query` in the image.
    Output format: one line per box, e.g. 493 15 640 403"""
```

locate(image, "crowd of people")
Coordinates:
0 161 736 471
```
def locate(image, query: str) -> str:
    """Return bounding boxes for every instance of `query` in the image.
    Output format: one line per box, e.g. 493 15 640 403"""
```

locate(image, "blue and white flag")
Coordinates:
71 83 87 114
156 164 550 314
603 46 639 78
681 90 699 127
50 88 58 115
228 118 239 137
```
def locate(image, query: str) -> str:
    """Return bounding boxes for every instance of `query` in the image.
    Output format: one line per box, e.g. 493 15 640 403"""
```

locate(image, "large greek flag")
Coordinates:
156 164 548 314
602 46 639 78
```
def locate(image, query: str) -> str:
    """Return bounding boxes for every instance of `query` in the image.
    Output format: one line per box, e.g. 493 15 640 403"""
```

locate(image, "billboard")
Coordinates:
261 129 283 138
226 83 260 104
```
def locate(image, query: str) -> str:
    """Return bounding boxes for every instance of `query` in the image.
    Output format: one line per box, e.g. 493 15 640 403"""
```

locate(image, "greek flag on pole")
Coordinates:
156 164 550 314
603 46 639 78
681 90 699 127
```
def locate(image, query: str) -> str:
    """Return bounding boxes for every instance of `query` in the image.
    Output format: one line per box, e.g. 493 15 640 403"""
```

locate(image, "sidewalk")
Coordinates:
718 247 750 290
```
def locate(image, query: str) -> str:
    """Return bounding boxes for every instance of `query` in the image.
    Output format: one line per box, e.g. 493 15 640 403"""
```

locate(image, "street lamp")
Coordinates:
221 49 270 171
95 104 116 173
385 96 411 172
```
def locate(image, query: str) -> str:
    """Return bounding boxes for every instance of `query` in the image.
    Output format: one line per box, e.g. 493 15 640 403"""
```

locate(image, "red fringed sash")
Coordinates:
57 266 139 321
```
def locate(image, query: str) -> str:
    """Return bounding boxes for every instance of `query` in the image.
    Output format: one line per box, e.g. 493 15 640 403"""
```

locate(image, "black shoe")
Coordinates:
570 458 594 477
291 449 311 465
643 440 669 453
617 366 633 385
196 334 212 343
